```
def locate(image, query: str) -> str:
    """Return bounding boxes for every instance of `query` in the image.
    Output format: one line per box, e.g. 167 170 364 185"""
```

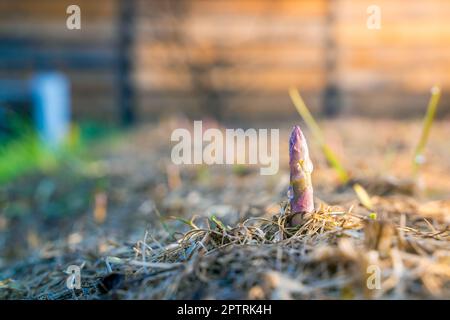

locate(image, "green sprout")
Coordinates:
353 183 374 211
210 215 226 231
413 86 442 177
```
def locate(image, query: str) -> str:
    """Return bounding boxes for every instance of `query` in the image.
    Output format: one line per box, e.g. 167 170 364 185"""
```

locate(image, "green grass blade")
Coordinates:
210 215 226 231
353 183 374 211
413 86 441 175
289 88 350 184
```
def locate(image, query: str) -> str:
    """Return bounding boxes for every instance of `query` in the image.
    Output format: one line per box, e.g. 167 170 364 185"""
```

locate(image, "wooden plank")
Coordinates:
136 0 327 17
338 0 450 20
135 43 324 68
337 23 450 47
0 22 116 43
135 91 323 120
340 90 444 118
0 0 116 19
134 68 325 91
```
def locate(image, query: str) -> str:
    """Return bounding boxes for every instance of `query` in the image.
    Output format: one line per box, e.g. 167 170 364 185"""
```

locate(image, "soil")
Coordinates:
0 118 449 299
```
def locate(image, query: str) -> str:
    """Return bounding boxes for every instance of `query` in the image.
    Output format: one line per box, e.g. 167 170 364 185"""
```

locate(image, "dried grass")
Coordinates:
2 197 448 300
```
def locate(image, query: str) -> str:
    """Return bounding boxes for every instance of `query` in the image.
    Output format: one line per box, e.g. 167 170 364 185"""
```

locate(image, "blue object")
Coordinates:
31 73 70 148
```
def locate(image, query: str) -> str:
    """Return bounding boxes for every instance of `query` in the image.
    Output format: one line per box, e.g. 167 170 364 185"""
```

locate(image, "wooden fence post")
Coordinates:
323 0 342 117
118 0 136 126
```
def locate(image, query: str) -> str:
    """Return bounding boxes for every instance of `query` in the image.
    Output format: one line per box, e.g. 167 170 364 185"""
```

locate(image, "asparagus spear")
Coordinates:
289 125 314 225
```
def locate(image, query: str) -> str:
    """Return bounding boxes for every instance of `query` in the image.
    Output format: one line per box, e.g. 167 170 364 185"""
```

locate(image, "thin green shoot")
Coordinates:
413 86 442 176
210 214 227 231
353 183 374 211
289 88 350 184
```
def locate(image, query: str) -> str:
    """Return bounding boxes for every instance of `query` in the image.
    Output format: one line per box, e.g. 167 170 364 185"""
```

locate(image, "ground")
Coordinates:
0 118 449 299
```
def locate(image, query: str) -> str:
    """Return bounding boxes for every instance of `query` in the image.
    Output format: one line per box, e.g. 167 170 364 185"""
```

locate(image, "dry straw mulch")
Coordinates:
2 196 448 300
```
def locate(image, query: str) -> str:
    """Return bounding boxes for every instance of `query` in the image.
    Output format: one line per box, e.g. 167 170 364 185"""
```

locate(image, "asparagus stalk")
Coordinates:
289 125 314 224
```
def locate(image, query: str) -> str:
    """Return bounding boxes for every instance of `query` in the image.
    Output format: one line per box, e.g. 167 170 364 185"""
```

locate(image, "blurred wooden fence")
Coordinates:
0 0 120 121
1 0 450 122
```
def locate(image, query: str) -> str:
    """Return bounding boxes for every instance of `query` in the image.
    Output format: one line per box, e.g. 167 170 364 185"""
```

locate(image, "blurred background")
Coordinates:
1 0 450 128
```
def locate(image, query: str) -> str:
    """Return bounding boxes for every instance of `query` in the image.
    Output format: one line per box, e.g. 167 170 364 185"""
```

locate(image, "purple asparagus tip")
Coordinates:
289 125 314 221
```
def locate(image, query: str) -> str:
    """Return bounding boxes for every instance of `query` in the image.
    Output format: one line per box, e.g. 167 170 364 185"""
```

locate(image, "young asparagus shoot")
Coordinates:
413 86 442 176
289 125 314 225
289 88 350 184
